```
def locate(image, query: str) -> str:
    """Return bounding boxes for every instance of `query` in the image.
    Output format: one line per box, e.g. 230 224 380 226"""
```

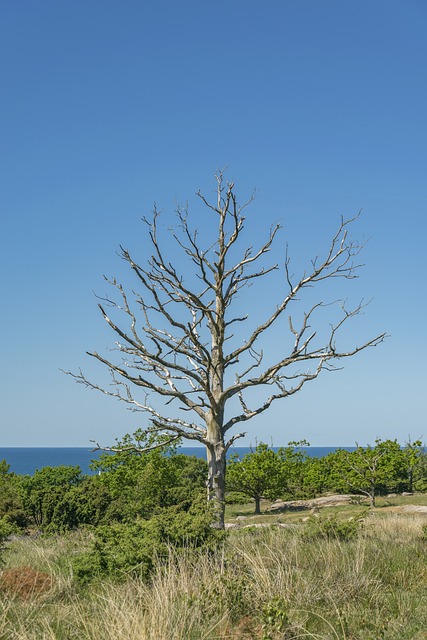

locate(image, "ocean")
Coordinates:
0 446 352 476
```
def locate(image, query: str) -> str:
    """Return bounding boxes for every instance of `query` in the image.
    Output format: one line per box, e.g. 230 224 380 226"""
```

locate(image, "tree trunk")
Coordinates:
206 440 227 529
370 482 376 508
254 495 261 515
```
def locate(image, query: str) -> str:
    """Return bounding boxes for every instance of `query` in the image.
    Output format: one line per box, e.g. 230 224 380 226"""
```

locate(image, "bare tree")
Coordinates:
68 173 385 528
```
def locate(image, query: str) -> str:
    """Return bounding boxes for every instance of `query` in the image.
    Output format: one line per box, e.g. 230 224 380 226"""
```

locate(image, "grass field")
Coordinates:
1 495 427 639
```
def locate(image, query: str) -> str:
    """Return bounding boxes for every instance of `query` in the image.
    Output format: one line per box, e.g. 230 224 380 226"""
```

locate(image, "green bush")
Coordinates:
21 465 83 529
73 499 224 583
91 435 207 522
261 597 290 640
0 459 27 529
302 514 363 541
0 516 15 564
225 491 250 505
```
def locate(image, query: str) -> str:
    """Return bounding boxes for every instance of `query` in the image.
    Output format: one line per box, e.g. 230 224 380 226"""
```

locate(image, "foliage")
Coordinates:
53 475 114 529
322 440 408 506
278 440 311 499
73 499 223 583
225 491 250 505
261 597 290 640
12 433 207 533
0 459 27 528
227 443 286 514
0 517 15 565
404 438 424 492
91 431 207 521
1 437 425 537
302 513 364 541
21 465 83 530
226 441 315 512
414 451 427 492
299 455 328 498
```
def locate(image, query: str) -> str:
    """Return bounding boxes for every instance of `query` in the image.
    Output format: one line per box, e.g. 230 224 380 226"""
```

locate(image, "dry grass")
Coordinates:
1 506 427 639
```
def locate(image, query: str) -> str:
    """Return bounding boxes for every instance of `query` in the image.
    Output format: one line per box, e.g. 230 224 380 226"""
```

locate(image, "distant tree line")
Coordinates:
227 438 426 511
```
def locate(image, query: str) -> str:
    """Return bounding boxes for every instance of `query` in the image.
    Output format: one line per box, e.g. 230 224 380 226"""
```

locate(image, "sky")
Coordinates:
1 0 426 448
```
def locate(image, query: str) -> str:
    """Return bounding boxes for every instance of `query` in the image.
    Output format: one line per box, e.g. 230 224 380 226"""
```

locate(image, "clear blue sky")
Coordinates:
1 1 426 447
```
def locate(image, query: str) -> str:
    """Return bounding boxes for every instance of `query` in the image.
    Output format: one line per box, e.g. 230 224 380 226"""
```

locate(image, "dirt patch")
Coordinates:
0 566 53 599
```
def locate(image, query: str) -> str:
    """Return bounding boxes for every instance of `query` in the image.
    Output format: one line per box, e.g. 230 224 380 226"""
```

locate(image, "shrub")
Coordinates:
261 597 290 640
0 460 26 529
73 500 224 583
225 491 250 505
302 513 363 541
21 465 83 529
0 517 14 564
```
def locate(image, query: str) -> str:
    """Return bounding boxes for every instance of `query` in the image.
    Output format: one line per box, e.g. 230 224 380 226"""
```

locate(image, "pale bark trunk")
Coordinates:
206 440 227 529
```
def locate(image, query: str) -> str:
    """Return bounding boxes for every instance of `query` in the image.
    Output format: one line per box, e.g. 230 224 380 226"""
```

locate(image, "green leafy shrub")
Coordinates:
303 514 363 541
225 491 250 504
72 499 224 583
0 459 27 529
261 597 290 640
21 465 83 529
91 433 207 522
0 517 14 565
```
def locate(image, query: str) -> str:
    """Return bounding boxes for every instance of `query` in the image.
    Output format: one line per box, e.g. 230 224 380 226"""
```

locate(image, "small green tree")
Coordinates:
328 440 406 507
0 460 27 528
21 466 83 529
227 443 285 514
278 440 310 499
412 446 427 492
322 448 355 493
404 438 424 492
299 456 327 498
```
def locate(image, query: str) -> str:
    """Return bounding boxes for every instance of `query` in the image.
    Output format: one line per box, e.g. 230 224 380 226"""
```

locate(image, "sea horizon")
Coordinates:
0 445 356 476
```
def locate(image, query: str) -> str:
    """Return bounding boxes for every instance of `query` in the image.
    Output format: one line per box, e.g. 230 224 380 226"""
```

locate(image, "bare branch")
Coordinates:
68 174 385 529
90 434 181 454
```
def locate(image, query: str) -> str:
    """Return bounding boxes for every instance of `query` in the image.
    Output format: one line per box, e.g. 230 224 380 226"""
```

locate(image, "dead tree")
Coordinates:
68 173 385 529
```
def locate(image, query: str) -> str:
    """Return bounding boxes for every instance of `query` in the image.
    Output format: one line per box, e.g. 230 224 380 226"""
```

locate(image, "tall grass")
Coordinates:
1 514 427 639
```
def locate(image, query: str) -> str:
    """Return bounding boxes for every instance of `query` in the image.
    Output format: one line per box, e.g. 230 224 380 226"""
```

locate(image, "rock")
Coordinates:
387 493 397 498
308 494 365 507
266 494 368 513
401 505 427 513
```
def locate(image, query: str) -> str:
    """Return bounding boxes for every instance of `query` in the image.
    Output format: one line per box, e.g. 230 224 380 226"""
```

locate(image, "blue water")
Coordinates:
0 446 352 476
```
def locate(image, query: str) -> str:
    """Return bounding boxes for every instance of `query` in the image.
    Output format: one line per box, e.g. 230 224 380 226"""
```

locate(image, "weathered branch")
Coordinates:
90 434 181 454
68 173 385 529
